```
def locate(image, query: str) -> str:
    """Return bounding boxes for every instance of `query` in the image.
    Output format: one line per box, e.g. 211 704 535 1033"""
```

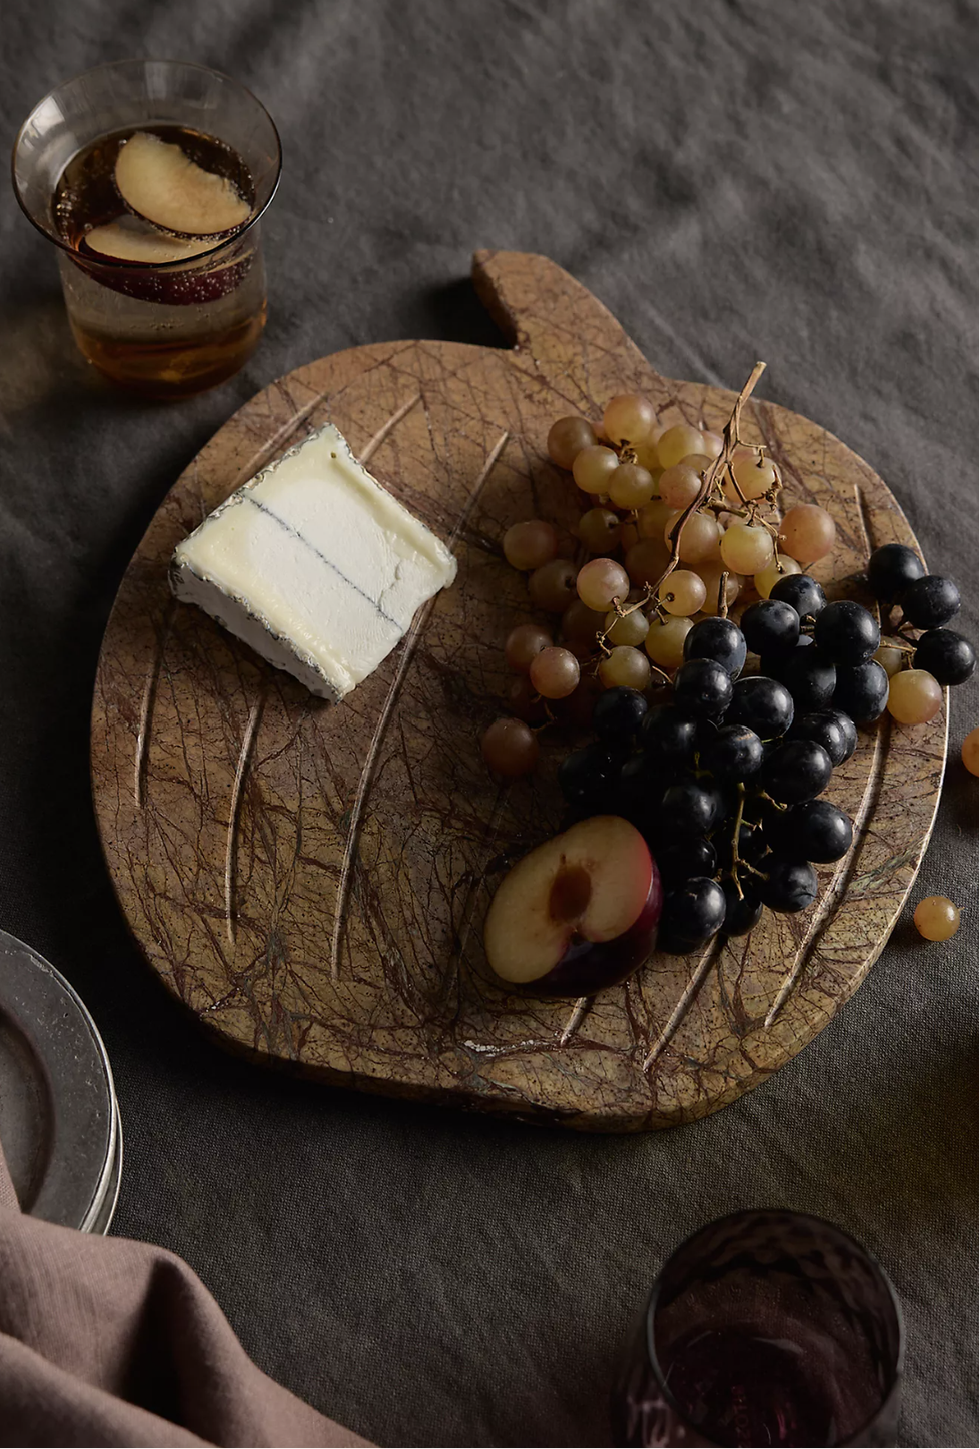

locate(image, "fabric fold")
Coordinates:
0 1145 371 1449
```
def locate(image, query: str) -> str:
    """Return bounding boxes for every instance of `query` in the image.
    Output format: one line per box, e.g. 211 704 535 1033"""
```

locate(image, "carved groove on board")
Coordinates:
329 595 438 981
855 480 880 564
560 996 590 1046
449 783 511 992
642 936 726 1072
357 393 423 467
224 687 266 946
134 598 177 808
330 430 510 982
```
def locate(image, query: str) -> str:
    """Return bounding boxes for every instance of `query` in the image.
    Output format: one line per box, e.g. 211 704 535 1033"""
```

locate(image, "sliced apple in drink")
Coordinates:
484 815 663 996
81 215 211 264
115 131 251 237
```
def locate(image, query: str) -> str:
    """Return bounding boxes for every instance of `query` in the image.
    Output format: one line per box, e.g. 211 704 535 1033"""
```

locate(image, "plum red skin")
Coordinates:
528 871 664 996
71 245 252 305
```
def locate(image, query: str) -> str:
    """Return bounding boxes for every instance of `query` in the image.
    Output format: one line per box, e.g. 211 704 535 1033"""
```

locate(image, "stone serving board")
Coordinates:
91 250 946 1131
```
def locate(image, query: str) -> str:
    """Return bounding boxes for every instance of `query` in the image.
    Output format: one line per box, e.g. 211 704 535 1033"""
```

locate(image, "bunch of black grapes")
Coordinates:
558 548 973 957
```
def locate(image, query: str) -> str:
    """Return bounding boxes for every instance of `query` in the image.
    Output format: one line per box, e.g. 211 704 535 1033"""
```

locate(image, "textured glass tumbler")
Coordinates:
12 60 281 398
612 1211 904 1448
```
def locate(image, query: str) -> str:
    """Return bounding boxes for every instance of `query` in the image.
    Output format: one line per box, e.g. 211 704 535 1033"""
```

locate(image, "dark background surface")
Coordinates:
0 2 977 1445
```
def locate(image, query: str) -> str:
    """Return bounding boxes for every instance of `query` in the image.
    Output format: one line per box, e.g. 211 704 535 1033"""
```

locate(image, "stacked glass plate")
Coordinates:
0 929 121 1232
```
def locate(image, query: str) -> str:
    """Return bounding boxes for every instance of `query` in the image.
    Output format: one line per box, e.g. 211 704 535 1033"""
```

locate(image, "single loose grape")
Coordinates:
637 499 675 540
873 643 905 678
646 615 693 668
593 685 649 743
962 727 979 776
724 453 778 503
770 574 826 619
503 519 559 571
658 570 707 617
720 523 775 575
660 463 704 510
664 509 723 564
530 645 581 699
887 668 943 724
599 645 652 690
603 394 657 447
528 558 578 612
609 462 657 509
814 600 880 666
697 562 742 617
481 717 539 777
898 575 961 630
913 896 961 942
577 557 630 611
504 622 553 672
548 415 597 469
754 554 802 600
913 629 977 686
779 504 837 563
572 444 619 495
625 538 671 587
604 606 650 647
561 598 606 657
658 423 706 469
577 507 622 554
867 544 925 604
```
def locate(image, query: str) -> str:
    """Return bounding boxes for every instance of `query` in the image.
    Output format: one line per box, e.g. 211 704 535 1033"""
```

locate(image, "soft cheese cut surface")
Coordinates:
171 425 457 700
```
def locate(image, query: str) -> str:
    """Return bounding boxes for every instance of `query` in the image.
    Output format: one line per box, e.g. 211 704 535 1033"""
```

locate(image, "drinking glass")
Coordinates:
612 1210 904 1448
12 60 281 398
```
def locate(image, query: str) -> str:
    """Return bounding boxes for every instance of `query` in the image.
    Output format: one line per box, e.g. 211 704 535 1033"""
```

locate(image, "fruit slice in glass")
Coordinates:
12 59 281 398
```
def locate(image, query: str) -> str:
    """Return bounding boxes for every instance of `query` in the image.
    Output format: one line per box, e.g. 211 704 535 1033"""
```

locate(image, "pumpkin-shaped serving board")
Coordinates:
92 251 945 1131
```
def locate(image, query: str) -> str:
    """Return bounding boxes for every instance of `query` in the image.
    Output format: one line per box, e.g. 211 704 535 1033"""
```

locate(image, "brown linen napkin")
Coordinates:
0 1144 371 1448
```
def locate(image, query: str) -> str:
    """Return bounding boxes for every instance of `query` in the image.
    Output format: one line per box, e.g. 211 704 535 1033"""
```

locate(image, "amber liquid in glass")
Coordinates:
53 125 266 398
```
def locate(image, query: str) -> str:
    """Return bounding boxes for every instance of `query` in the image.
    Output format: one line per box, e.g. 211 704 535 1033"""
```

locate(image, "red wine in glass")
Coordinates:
612 1211 903 1449
664 1325 839 1446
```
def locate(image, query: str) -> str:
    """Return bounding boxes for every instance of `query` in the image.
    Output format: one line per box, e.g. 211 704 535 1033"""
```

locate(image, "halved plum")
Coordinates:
115 131 251 237
484 815 663 995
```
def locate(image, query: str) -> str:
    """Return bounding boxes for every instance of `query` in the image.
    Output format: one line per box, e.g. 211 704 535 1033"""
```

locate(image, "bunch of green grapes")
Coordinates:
482 392 837 777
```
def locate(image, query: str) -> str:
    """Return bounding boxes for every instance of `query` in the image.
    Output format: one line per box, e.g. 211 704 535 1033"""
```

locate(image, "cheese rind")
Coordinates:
170 424 457 700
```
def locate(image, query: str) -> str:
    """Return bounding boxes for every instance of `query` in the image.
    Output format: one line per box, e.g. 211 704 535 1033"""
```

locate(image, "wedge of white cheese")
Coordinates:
171 424 457 701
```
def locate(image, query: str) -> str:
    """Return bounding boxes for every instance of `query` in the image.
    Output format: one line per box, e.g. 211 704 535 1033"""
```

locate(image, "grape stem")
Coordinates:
654 359 768 588
722 458 750 508
594 361 768 646
730 783 747 898
718 570 730 618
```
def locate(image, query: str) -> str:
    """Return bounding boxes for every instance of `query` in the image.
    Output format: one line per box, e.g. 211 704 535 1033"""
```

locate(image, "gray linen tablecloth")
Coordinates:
0 2 975 1445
